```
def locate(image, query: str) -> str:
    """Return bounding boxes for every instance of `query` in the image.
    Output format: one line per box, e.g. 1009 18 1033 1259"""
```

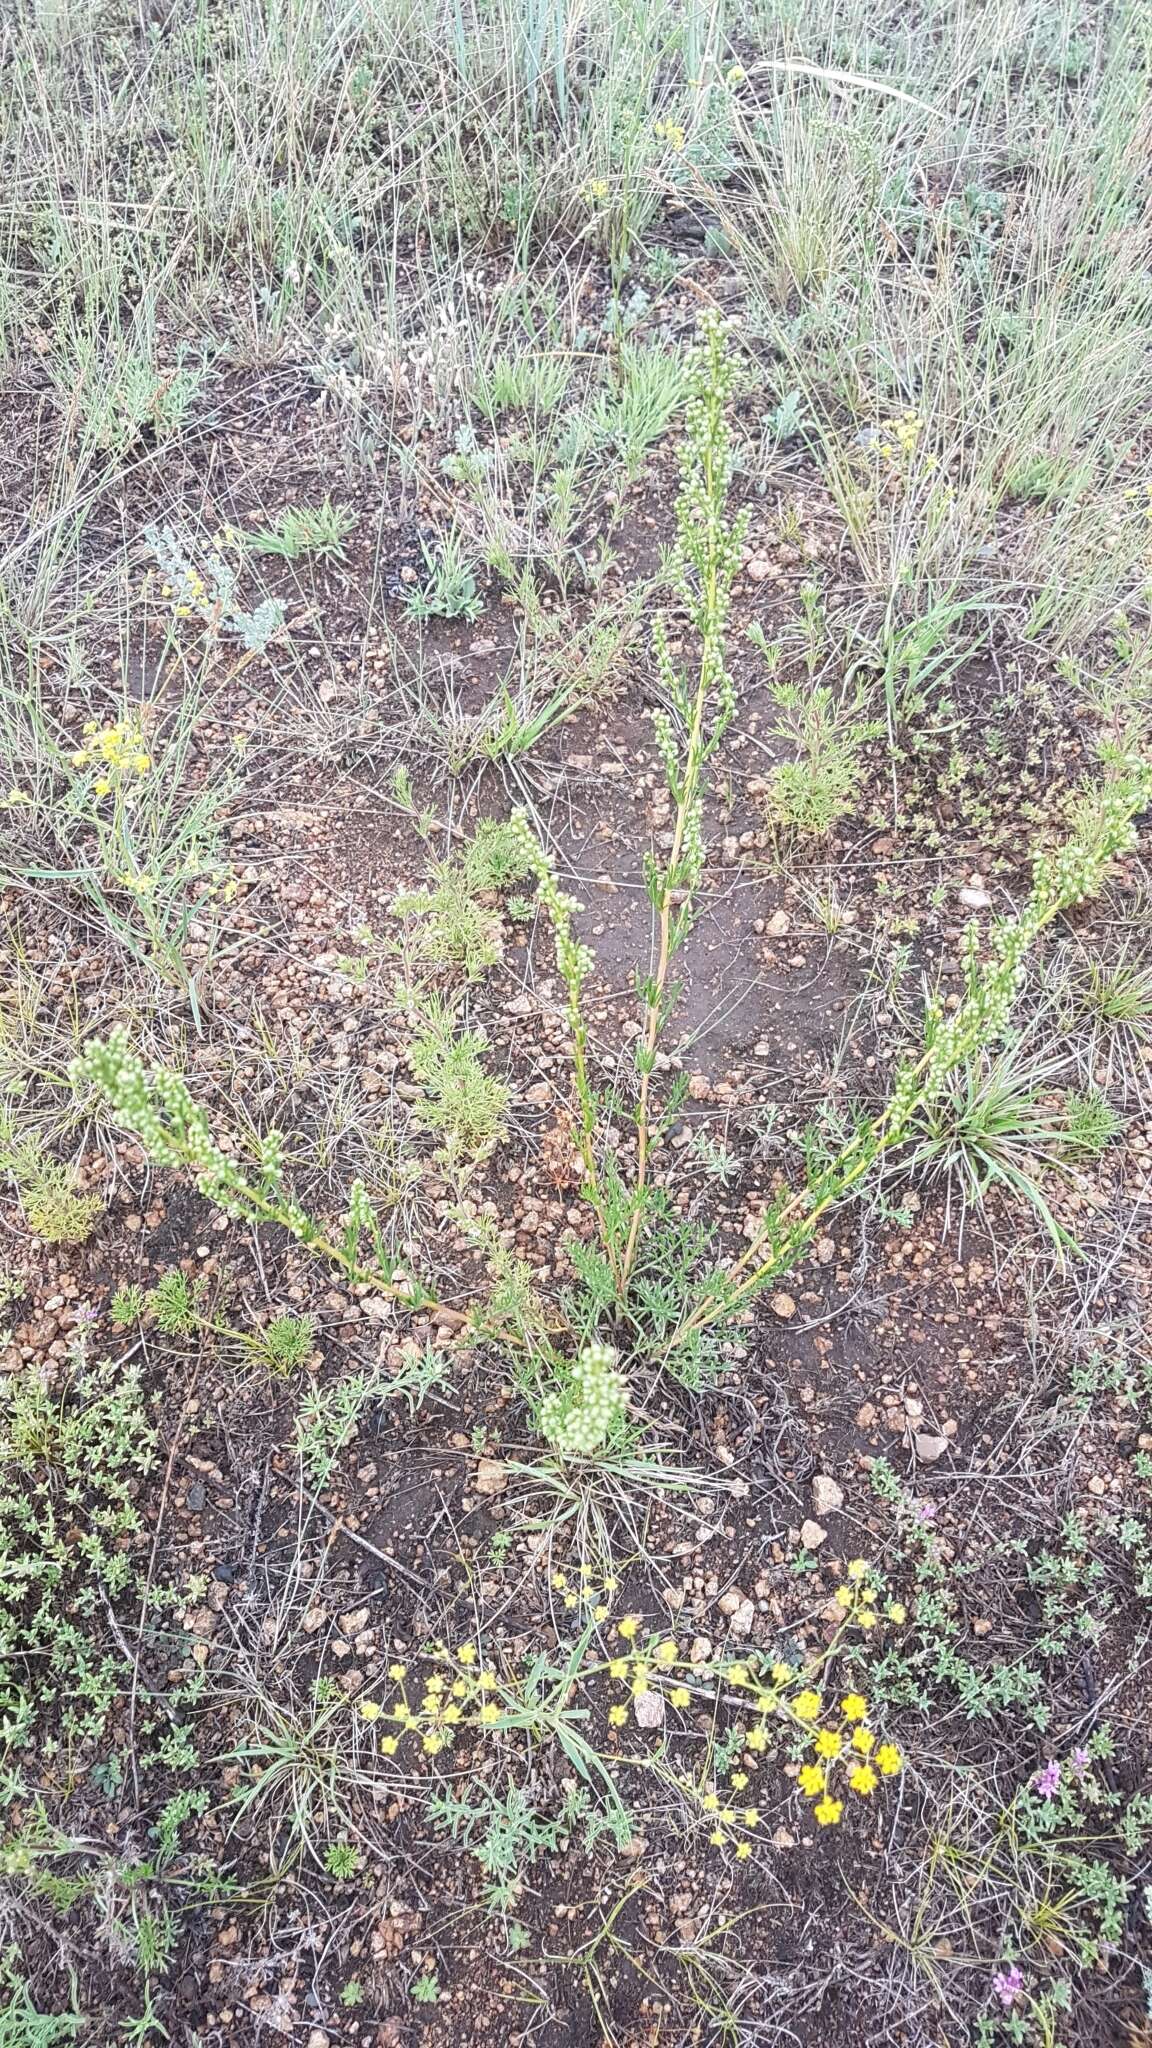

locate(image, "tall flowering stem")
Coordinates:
660 757 1151 1362
620 313 749 1291
70 1030 430 1308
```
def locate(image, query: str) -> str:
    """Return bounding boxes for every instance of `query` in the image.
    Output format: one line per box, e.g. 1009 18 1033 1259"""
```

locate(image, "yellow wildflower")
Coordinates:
846 1559 868 1582
793 1690 822 1722
813 1796 843 1826
841 1694 868 1722
608 1704 627 1727
735 1839 752 1860
457 1645 476 1665
617 1616 639 1640
798 1764 825 1797
876 1744 902 1776
655 1640 677 1666
388 1663 407 1680
478 1702 500 1726
380 1735 398 1755
709 1828 725 1847
730 1771 748 1791
887 1602 907 1624
814 1730 842 1760
359 1701 382 1722
849 1764 878 1796
608 1657 629 1680
669 1687 691 1709
851 1728 875 1756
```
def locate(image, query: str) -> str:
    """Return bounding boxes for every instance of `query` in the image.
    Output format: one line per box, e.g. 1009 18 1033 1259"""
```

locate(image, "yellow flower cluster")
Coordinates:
358 1643 502 1757
654 116 687 152
71 719 151 797
351 1557 908 1859
550 1563 616 1622
878 410 924 461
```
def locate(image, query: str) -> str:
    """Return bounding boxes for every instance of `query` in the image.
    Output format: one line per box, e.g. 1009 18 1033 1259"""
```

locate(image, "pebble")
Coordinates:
771 1292 797 1320
810 1474 844 1517
912 1431 949 1464
474 1458 508 1496
800 1519 827 1550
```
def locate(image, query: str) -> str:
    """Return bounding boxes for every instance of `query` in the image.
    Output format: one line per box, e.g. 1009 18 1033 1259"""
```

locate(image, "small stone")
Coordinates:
747 555 771 581
689 1636 713 1664
856 1402 877 1428
718 1589 743 1617
811 1474 844 1518
800 1519 827 1550
339 1607 370 1636
765 909 790 937
185 1481 207 1512
771 1292 797 1320
633 1689 665 1730
912 1431 949 1464
958 875 992 910
727 1598 756 1637
815 1236 836 1264
771 1825 797 1849
474 1458 508 1496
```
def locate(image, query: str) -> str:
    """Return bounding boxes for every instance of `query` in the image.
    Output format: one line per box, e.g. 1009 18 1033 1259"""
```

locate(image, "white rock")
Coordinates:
811 1474 844 1518
474 1458 508 1496
633 1688 665 1730
800 1519 827 1550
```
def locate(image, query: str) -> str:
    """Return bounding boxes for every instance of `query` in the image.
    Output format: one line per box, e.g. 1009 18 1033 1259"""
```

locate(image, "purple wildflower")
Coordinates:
915 1500 937 1523
992 1965 1024 2010
1033 1760 1061 1798
1070 1747 1090 1777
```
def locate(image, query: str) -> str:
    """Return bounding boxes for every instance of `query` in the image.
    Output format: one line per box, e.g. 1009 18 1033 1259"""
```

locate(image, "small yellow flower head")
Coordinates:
593 1604 609 1623
851 1727 875 1756
564 1594 578 1609
478 1702 500 1726
380 1735 399 1755
841 1694 868 1722
849 1764 878 1796
793 1690 822 1723
857 1609 877 1630
425 1673 444 1693
726 64 746 83
551 1572 567 1590
94 777 113 797
887 1602 907 1625
702 1792 720 1813
388 1663 407 1680
730 1771 749 1790
709 1828 725 1847
478 1670 497 1691
735 1839 752 1860
359 1701 382 1722
860 1587 877 1606
846 1559 869 1583
726 1663 750 1688
814 1730 842 1760
617 1617 640 1641
450 1681 467 1699
608 1657 629 1680
669 1686 691 1709
608 1704 627 1727
771 1662 793 1685
747 1725 768 1753
834 1585 853 1609
655 1639 677 1666
393 1704 411 1723
876 1744 903 1776
457 1645 476 1665
422 1732 444 1755
813 1796 844 1826
798 1764 826 1797
744 1808 760 1828
133 753 150 774
442 1703 462 1725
